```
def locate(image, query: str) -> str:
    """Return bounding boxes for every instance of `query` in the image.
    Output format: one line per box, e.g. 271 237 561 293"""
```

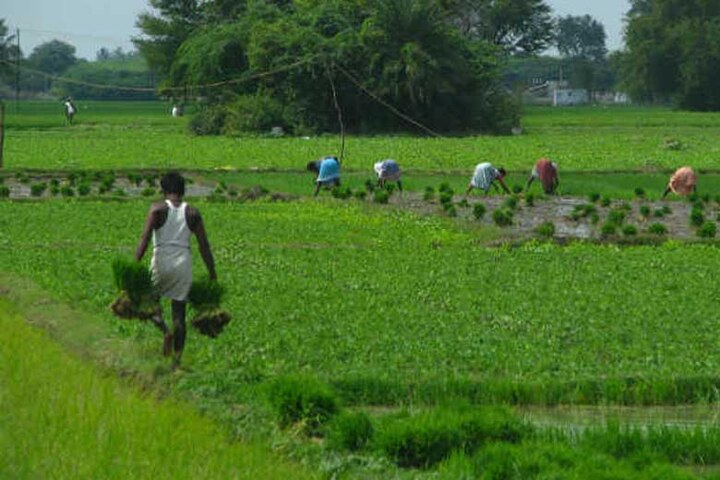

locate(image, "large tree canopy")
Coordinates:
136 0 523 134
0 19 22 85
28 40 77 76
623 0 720 110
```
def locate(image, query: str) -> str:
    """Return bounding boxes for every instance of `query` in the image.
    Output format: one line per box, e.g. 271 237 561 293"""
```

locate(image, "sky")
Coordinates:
3 0 630 60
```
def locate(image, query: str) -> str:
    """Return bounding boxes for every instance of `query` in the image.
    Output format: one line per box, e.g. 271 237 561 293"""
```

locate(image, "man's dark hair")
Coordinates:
497 167 507 178
161 171 185 196
306 161 320 173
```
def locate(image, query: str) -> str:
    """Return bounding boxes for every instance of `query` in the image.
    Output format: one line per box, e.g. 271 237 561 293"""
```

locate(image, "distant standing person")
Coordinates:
307 156 341 196
135 171 217 368
63 97 76 125
374 159 402 192
465 162 510 195
526 158 559 194
662 166 697 198
171 104 184 117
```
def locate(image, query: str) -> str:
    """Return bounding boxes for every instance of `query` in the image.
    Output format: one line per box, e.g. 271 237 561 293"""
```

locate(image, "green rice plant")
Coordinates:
457 199 469 208
588 192 600 203
690 208 704 227
622 225 638 236
364 179 376 193
384 183 396 195
618 202 632 211
331 186 352 200
688 192 700 204
353 190 367 201
60 185 75 197
423 186 435 201
326 411 374 451
227 188 238 197
66 172 78 186
661 205 672 215
439 192 453 206
607 209 626 225
446 205 457 217
144 175 157 187
113 188 126 196
50 186 60 196
653 208 666 218
697 221 717 238
141 187 156 197
0 176 4 184
570 204 597 221
373 189 389 204
50 178 60 187
16 173 30 184
601 222 617 237
127 173 143 187
30 183 47 197
639 205 651 218
472 202 486 220
600 196 611 207
111 258 154 304
692 199 704 211
438 182 452 194
0 186 9 198
525 193 535 206
492 208 513 227
77 183 91 196
512 185 523 194
266 375 339 434
648 223 668 235
634 187 645 198
590 212 600 224
376 406 529 468
503 195 519 210
701 193 711 203
188 277 224 310
535 221 555 238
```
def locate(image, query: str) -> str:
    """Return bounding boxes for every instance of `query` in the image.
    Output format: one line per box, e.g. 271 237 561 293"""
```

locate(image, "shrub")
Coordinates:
222 93 285 134
423 186 435 201
622 225 638 236
648 223 668 235
601 222 617 236
634 187 645 198
697 221 717 238
373 190 389 204
30 183 47 197
377 406 529 468
690 208 704 227
472 202 486 220
77 183 91 196
600 196 611 207
588 192 600 203
188 104 228 135
0 185 9 198
492 208 513 227
327 411 374 451
639 205 651 218
267 376 339 434
535 222 555 238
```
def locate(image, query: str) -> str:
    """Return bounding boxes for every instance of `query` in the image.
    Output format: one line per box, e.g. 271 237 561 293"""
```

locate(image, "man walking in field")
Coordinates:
526 158 559 194
465 162 510 195
135 171 217 368
63 97 76 125
374 159 403 192
307 155 341 196
662 166 697 198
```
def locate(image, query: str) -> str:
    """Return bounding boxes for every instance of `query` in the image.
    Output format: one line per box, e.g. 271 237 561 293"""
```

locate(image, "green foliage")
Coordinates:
331 186 353 200
188 277 224 310
588 192 600 203
634 187 645 198
77 183 91 196
639 205 651 218
503 195 519 210
326 411 374 451
30 183 47 197
525 193 535 206
648 223 668 235
535 221 555 238
439 192 454 206
512 185 523 194
0 185 9 198
600 196 611 207
622 225 638 236
58 53 157 100
377 406 529 468
601 222 617 236
472 202 486 220
697 221 717 238
267 375 339 434
221 94 287 134
60 185 75 197
607 209 626 225
423 186 435 201
141 187 157 197
446 205 458 217
570 203 597 220
492 208 513 226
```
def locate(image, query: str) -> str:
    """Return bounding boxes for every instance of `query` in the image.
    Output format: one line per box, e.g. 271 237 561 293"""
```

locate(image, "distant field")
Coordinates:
5 101 720 171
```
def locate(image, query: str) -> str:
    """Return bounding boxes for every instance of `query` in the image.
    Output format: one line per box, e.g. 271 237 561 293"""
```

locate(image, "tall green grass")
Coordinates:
0 301 315 480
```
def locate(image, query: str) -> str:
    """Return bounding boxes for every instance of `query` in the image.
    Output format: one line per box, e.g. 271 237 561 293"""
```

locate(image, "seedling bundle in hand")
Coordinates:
188 277 231 337
109 258 160 320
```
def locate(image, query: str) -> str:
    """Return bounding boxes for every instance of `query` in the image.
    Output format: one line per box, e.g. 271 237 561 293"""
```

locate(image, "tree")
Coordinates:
556 15 607 63
441 0 554 55
623 0 720 109
0 19 22 84
28 40 77 75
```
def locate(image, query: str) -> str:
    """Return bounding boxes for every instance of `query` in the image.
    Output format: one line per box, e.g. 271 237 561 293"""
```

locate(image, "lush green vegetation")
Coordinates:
0 300 313 480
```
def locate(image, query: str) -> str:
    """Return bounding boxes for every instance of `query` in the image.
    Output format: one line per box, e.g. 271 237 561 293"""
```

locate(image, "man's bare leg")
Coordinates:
171 300 187 368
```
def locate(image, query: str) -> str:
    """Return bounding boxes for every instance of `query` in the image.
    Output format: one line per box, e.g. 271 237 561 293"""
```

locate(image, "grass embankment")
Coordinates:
0 293 314 480
6 102 720 171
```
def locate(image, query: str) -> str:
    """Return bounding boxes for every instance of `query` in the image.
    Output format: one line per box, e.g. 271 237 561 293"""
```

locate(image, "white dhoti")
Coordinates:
151 247 192 302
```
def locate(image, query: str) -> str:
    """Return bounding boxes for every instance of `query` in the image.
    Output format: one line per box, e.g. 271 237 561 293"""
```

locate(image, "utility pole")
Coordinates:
15 28 20 113
0 101 5 169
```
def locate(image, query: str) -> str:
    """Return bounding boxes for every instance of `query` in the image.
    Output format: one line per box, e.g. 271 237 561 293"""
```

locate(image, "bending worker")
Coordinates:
662 166 697 199
374 159 402 192
307 155 341 196
526 158 559 194
466 162 510 195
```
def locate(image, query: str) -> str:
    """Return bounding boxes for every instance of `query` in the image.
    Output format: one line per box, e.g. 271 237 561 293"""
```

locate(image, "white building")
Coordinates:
553 89 589 106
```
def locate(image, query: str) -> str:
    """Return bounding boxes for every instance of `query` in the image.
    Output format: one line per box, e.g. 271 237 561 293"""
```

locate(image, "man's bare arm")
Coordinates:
190 211 217 280
135 207 157 261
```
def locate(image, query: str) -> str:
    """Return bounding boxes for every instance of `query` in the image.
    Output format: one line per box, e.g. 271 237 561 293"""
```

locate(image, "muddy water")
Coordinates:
520 405 720 430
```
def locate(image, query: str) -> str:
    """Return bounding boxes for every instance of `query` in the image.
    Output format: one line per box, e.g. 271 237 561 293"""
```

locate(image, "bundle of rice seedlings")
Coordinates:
188 277 231 337
109 258 159 320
